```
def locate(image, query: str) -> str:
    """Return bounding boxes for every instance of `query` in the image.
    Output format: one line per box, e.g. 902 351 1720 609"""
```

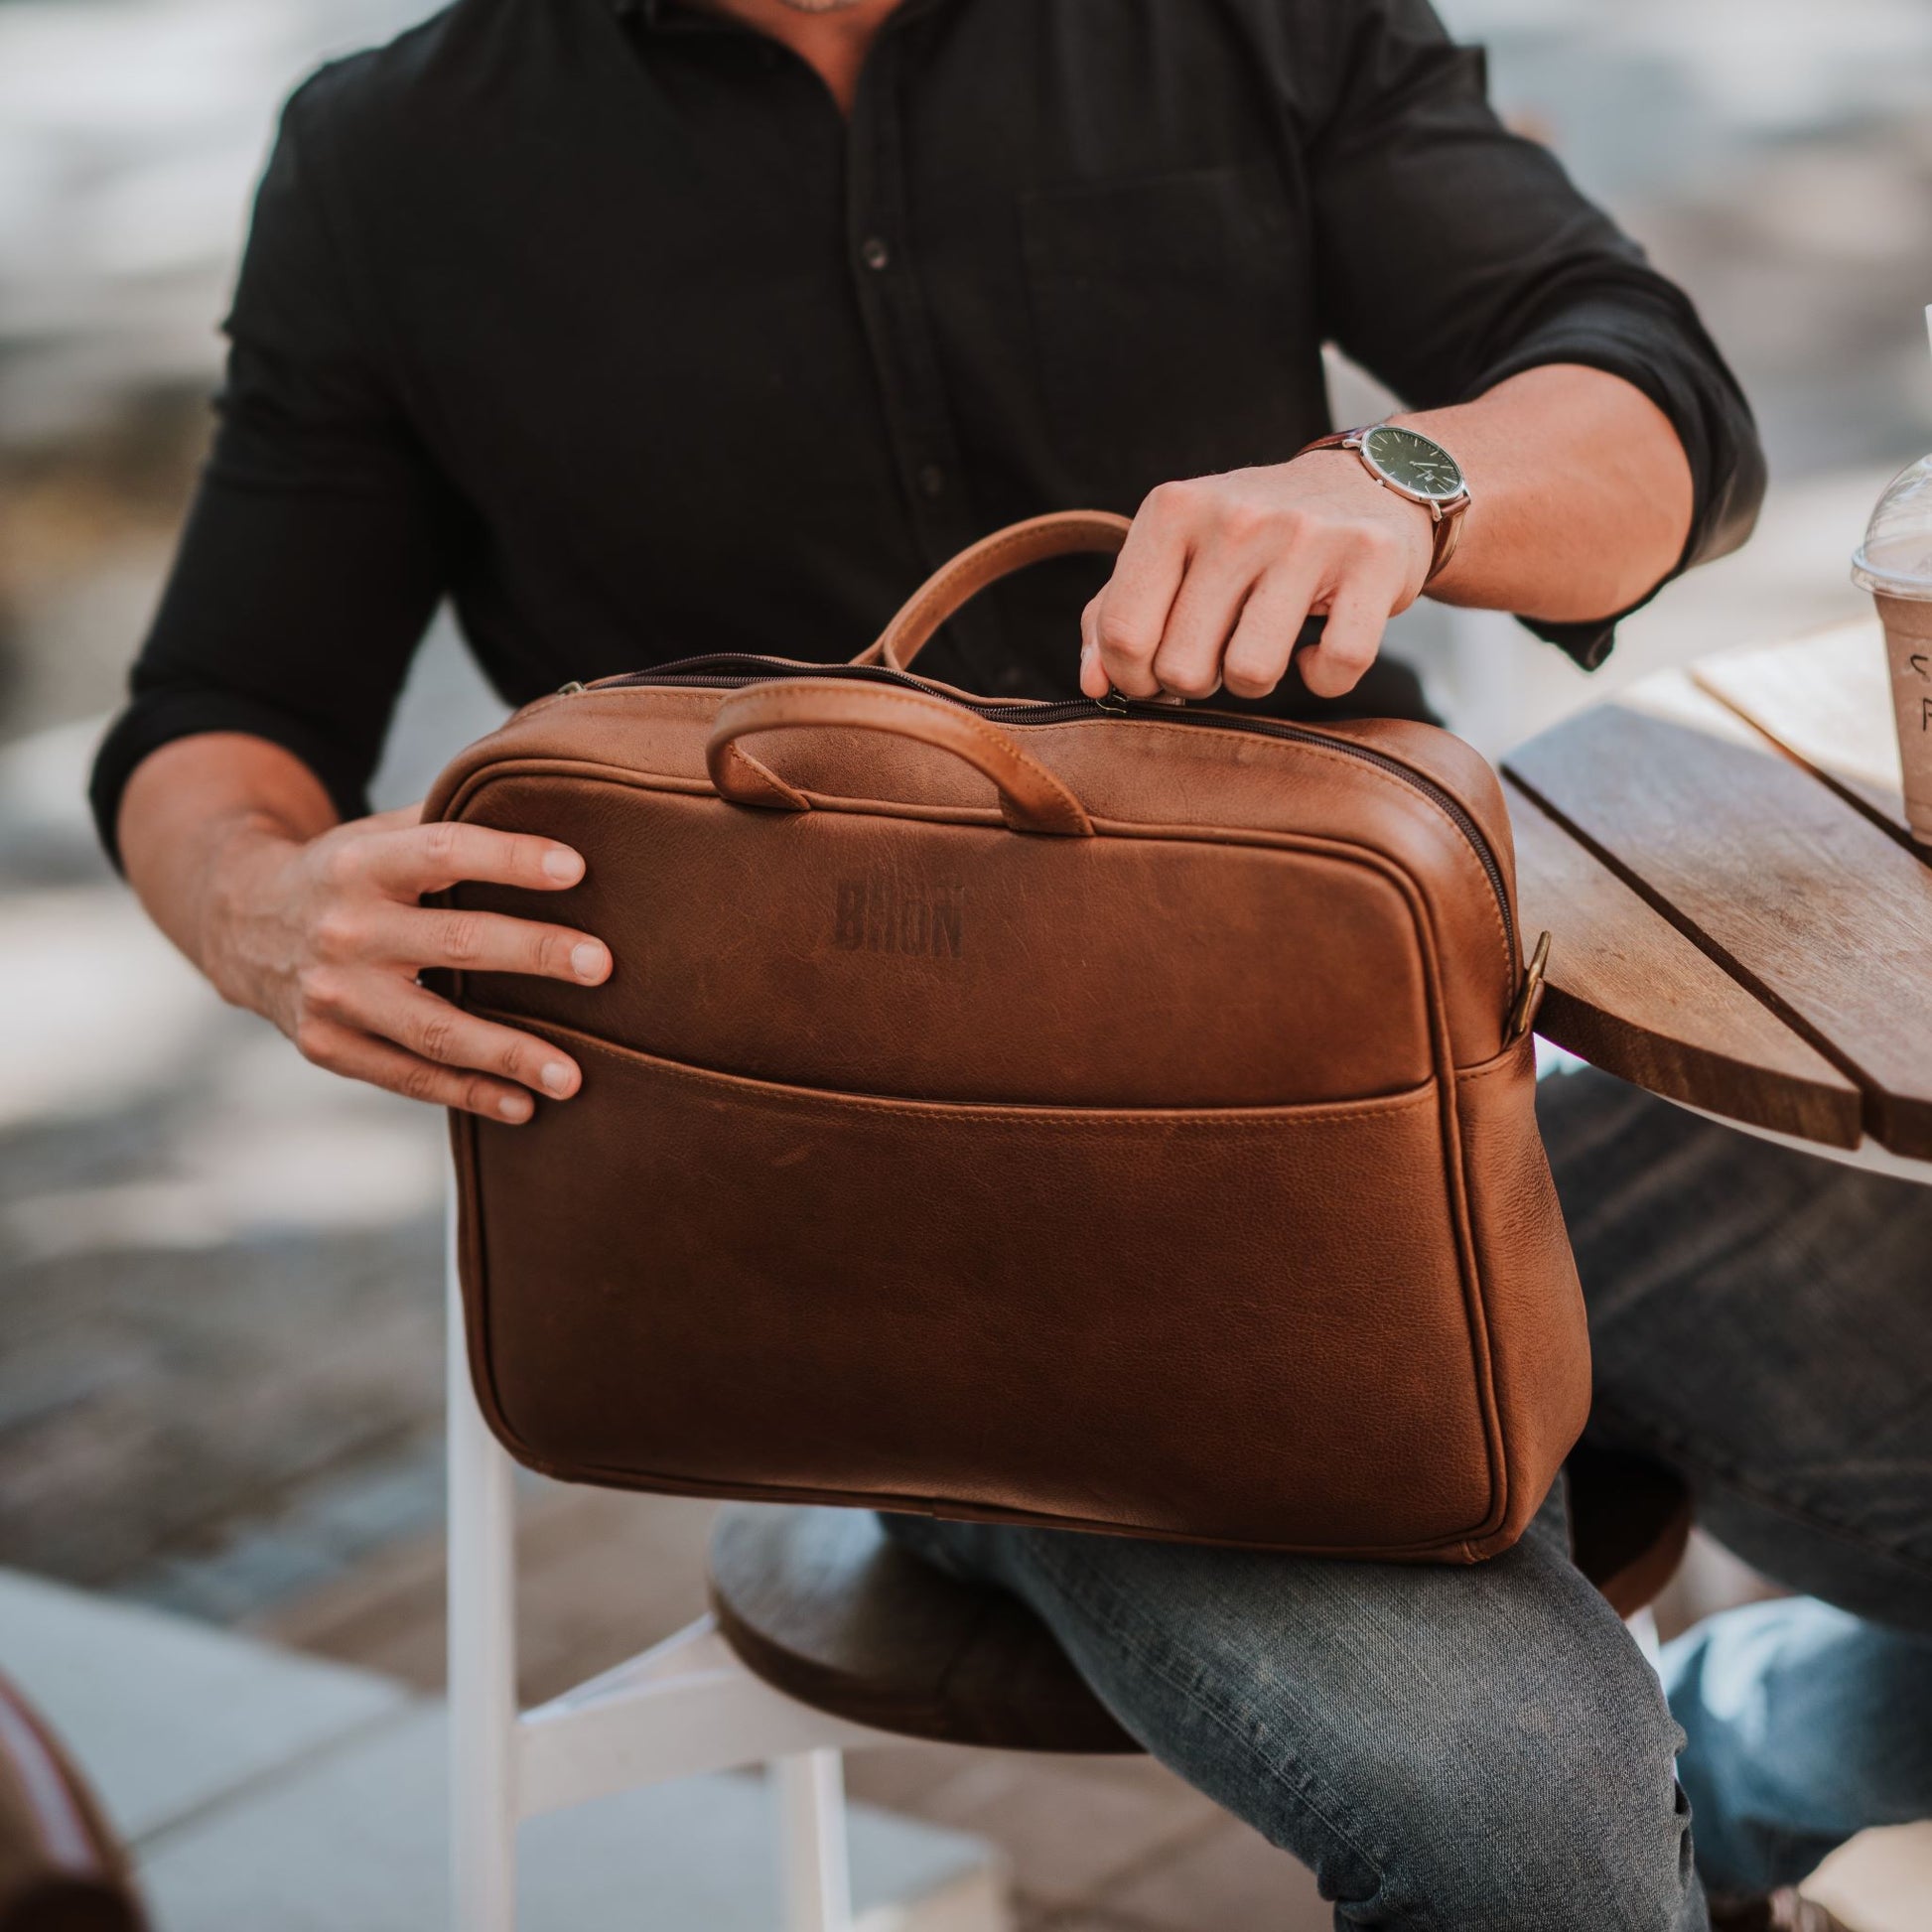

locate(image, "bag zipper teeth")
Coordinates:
560 658 1517 956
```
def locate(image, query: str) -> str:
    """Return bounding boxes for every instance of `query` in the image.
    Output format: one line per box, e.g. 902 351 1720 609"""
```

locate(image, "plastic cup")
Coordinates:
1852 453 1932 845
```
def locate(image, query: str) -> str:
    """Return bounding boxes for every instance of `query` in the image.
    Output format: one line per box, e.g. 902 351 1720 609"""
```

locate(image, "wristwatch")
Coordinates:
1299 422 1472 584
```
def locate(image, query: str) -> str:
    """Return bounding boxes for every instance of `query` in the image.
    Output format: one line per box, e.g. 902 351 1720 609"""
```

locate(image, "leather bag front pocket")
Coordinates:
459 1018 1502 1557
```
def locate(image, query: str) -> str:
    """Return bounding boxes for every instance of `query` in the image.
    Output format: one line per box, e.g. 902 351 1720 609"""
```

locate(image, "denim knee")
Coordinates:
1363 1714 1698 1930
1094 1568 1702 1929
884 1512 1704 1929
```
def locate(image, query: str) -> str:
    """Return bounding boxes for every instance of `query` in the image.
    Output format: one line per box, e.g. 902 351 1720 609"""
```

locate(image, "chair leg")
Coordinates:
774 1750 853 1932
448 1197 520 1932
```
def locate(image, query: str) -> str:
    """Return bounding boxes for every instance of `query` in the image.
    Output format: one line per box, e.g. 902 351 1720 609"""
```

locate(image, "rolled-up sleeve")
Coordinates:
1306 0 1764 668
89 81 450 868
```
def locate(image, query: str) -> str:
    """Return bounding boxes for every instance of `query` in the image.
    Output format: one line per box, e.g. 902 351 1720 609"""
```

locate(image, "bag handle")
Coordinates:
854 510 1133 673
707 678 1095 837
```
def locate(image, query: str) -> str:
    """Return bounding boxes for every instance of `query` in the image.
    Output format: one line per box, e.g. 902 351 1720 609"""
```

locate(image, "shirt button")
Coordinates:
860 235 892 272
916 464 946 498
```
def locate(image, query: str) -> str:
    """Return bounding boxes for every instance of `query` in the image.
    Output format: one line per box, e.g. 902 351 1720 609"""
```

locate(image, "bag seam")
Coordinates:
474 1009 1438 1126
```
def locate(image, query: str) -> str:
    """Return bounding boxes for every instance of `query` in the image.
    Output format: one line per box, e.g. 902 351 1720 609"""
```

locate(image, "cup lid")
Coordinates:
1854 454 1932 599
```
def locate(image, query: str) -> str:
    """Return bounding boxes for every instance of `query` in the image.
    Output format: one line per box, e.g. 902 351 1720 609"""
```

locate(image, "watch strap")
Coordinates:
1430 498 1467 580
1300 428 1366 456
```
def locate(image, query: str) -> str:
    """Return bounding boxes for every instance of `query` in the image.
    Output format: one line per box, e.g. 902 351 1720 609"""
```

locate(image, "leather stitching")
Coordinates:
717 739 810 810
714 681 1092 834
477 1010 1438 1126
1454 1037 1536 1086
1016 714 1516 974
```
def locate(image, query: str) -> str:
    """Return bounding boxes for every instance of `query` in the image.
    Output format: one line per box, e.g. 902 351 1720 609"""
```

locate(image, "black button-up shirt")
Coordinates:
91 0 1762 859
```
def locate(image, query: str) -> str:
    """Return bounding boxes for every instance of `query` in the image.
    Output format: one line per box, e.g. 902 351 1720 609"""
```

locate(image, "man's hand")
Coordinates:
1080 454 1436 705
199 801 610 1124
1078 368 1703 706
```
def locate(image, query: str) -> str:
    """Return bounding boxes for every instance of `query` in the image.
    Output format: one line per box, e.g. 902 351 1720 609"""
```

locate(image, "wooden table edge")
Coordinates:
1532 986 1863 1151
1501 772 1864 1152
1506 706 1932 1163
1652 1094 1932 1187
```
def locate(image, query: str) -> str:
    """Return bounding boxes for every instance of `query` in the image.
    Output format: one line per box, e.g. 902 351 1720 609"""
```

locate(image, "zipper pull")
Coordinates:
1095 686 1130 715
1507 930 1552 1041
555 680 586 696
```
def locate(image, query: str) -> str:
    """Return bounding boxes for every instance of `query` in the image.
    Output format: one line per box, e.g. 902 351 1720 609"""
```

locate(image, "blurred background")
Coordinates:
1 2 1929 1927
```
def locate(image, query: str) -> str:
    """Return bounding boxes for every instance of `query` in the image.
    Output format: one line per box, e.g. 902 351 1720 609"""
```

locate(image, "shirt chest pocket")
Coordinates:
1018 163 1324 505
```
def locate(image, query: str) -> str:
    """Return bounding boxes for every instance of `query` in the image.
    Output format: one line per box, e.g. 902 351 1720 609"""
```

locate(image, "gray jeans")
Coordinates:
883 1066 1932 1928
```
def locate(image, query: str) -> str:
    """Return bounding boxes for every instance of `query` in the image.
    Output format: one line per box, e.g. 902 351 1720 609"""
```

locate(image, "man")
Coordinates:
91 0 1932 1924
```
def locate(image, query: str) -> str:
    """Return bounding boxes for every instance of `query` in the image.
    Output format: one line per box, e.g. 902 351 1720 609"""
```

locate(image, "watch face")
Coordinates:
1361 424 1465 502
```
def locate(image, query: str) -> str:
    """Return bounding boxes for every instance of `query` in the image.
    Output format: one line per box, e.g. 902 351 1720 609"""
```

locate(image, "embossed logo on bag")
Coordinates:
833 878 964 958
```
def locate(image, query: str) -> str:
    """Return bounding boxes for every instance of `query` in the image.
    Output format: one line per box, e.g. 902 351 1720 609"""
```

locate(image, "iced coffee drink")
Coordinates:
1853 453 1932 846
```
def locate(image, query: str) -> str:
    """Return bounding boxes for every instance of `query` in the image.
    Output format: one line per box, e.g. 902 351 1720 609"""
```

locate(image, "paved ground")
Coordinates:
3 9 1932 1926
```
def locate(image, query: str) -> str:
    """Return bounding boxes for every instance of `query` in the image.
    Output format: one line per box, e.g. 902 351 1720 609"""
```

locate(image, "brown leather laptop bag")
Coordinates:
427 512 1589 1563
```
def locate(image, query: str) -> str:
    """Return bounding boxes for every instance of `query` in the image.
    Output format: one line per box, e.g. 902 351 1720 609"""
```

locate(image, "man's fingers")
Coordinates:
345 983 584 1098
345 818 588 898
1296 573 1398 700
341 904 611 984
291 1014 543 1123
1145 548 1265 700
1220 569 1323 700
1079 596 1105 695
1083 486 1191 697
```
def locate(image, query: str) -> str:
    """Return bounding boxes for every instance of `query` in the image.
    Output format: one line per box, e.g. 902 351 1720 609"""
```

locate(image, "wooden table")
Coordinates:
1503 618 1932 1183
